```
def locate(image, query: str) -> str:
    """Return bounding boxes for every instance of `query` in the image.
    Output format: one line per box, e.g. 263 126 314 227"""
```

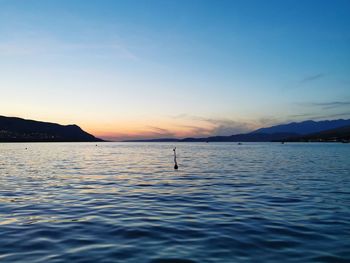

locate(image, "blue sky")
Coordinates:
0 0 349 140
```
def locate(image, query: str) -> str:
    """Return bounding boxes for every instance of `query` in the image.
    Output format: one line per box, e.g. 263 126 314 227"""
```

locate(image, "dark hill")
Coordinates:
180 132 297 142
251 119 350 135
124 119 350 142
0 116 103 142
285 125 350 142
124 132 297 142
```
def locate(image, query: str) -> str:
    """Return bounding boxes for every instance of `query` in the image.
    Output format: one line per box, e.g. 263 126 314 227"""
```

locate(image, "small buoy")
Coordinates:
173 147 178 170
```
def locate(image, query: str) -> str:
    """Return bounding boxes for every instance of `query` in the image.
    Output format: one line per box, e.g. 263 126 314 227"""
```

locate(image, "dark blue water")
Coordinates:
0 142 349 262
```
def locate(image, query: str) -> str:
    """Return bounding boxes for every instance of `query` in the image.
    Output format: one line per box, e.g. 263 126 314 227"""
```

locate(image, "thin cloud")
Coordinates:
291 100 350 120
210 121 253 135
300 73 325 84
289 113 315 118
316 112 350 119
299 101 350 110
289 112 350 120
310 101 350 110
103 126 176 141
170 114 257 136
178 124 213 137
144 126 177 138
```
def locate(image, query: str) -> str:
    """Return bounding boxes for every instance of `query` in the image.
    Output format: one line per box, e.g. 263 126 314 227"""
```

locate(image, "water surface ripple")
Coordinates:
0 142 349 262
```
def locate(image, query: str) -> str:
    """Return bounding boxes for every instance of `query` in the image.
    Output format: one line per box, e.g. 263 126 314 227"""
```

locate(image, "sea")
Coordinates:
0 142 349 263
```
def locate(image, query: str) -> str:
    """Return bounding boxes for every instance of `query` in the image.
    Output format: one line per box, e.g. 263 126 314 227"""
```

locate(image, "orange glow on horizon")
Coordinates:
81 118 219 141
80 116 260 141
1 110 259 141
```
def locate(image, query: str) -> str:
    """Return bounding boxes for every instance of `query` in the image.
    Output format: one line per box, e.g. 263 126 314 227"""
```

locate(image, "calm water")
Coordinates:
0 142 349 263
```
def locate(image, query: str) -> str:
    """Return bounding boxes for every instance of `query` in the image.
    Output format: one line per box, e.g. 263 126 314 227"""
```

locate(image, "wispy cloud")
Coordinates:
171 114 257 136
98 115 291 141
299 101 350 110
205 119 253 135
176 124 212 137
144 126 177 138
289 112 350 120
289 113 315 118
300 73 325 84
101 127 176 141
290 100 350 120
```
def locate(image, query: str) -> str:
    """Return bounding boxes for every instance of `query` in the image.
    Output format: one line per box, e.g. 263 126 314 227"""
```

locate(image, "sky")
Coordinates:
0 0 349 140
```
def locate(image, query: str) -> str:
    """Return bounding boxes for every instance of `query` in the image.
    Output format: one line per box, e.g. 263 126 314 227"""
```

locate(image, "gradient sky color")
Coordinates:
1 0 349 140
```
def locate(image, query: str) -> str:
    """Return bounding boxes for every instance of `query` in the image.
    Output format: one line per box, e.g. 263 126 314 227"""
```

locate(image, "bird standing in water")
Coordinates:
173 147 178 170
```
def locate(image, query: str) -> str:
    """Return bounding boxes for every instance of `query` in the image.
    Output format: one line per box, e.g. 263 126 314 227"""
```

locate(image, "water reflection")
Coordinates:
0 142 349 262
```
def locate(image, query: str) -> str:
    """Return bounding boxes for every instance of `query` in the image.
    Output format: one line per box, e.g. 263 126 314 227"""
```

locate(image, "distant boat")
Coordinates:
238 142 242 145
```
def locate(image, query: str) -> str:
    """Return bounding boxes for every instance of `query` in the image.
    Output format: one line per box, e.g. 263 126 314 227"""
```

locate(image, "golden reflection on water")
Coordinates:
0 218 18 225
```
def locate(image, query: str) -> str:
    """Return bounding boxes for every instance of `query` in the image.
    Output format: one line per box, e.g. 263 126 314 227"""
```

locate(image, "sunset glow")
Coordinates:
1 0 349 140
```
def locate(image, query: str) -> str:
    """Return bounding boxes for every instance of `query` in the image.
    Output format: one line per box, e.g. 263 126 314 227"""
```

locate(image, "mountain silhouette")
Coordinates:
251 119 350 135
284 125 350 142
0 116 103 142
125 119 350 142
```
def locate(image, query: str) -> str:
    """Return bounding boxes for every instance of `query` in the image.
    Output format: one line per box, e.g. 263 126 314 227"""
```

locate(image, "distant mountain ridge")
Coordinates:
285 125 350 142
251 119 350 135
2 116 349 143
125 132 297 143
0 116 103 142
125 119 350 142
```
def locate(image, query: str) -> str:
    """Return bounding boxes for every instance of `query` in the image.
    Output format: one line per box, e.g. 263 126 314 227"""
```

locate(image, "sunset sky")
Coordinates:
1 0 349 140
